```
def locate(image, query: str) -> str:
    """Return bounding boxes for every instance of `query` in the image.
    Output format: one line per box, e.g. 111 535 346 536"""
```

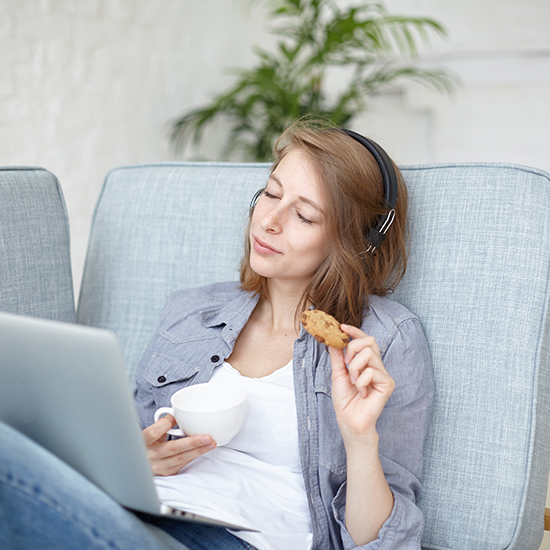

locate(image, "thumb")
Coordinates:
328 346 348 382
143 414 176 445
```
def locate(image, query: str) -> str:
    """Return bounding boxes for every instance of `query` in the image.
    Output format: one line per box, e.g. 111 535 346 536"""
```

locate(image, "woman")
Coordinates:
134 122 434 550
0 122 432 550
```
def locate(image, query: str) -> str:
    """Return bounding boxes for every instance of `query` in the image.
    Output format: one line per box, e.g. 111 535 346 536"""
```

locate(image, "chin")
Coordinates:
249 260 274 279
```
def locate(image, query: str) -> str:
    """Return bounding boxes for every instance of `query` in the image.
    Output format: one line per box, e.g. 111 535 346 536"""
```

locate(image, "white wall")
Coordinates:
354 0 550 170
0 0 270 294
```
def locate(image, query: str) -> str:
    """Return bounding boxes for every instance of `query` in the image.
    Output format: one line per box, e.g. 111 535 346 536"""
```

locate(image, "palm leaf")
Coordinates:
171 0 456 161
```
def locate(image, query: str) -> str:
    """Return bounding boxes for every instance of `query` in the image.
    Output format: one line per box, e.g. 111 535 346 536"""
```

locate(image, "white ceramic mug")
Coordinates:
153 383 247 446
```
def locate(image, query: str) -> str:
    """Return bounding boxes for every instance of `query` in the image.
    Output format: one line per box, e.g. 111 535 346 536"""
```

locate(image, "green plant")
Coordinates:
171 0 455 161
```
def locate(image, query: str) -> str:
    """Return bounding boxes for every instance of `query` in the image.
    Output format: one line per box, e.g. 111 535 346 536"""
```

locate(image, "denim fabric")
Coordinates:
0 421 255 550
143 516 258 550
0 167 75 322
134 282 435 550
0 421 186 550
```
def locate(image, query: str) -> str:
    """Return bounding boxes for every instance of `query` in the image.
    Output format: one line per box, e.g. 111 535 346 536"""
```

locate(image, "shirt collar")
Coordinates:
200 287 259 331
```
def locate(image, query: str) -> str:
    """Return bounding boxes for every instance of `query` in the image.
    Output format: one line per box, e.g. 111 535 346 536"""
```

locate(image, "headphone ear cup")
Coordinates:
249 188 265 215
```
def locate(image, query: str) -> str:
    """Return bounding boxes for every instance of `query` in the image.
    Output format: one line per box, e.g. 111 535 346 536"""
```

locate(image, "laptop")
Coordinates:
0 311 256 532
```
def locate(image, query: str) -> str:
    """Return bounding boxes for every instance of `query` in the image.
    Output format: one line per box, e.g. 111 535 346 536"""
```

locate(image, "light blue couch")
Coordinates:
3 161 550 549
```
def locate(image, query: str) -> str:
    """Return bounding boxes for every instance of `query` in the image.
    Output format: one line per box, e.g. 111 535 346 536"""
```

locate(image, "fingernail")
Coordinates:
350 375 356 384
201 436 212 444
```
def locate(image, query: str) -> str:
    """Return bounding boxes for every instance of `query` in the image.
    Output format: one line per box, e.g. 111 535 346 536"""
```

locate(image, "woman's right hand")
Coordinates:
142 414 216 476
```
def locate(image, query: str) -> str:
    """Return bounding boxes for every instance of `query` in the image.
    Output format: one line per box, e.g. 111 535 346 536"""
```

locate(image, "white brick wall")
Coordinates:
0 0 269 293
355 0 550 171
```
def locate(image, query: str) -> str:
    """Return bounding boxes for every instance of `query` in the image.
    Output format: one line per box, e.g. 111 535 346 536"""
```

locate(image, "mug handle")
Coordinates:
153 406 184 437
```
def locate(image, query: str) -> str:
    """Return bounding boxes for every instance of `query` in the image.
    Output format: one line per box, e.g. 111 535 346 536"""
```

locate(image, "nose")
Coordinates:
260 205 284 233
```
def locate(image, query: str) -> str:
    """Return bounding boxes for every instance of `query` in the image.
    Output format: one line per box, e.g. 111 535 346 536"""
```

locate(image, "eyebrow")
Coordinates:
268 174 323 212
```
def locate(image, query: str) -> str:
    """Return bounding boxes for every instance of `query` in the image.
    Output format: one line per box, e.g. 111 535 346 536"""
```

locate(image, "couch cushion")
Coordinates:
393 163 550 550
0 167 75 322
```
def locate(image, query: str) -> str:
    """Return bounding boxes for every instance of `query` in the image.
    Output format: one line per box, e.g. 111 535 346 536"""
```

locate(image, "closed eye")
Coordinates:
263 190 278 200
264 188 314 224
297 212 313 225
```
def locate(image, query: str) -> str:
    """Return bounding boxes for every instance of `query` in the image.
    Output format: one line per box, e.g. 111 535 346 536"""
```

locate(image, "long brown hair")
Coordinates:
240 120 408 327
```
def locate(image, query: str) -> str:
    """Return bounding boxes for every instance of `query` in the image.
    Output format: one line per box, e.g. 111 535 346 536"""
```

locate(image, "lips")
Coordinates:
252 236 281 255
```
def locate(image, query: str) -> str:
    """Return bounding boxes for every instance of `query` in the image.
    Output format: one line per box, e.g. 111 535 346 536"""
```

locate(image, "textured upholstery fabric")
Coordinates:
77 162 271 386
392 163 550 549
0 167 75 322
77 161 550 550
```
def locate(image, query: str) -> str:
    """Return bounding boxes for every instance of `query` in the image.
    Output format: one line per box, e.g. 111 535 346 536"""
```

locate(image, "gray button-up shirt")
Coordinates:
134 282 434 550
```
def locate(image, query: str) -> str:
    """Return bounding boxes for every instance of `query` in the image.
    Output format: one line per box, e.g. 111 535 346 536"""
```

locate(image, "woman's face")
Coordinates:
249 148 328 289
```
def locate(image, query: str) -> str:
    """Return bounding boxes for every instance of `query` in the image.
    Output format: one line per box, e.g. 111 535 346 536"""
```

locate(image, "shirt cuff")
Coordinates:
332 482 422 550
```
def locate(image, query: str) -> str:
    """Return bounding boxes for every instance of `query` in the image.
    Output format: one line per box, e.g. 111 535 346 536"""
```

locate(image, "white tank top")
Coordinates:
154 360 313 550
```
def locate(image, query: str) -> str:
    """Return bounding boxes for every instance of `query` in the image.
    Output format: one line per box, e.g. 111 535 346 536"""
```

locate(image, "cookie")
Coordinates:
300 309 349 349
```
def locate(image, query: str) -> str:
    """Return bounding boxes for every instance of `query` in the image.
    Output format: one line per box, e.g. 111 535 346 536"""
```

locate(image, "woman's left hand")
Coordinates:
329 324 395 445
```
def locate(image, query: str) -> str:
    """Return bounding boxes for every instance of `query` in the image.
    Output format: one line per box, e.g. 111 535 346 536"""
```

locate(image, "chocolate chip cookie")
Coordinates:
300 310 349 348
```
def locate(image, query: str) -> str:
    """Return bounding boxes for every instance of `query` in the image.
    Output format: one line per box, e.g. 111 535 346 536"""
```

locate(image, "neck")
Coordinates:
256 278 309 333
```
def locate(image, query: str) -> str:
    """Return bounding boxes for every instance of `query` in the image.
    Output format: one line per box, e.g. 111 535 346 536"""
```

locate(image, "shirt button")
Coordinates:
157 375 166 383
210 355 220 363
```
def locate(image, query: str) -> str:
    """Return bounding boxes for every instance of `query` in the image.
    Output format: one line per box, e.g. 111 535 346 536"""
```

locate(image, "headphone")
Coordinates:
249 128 398 254
341 129 398 253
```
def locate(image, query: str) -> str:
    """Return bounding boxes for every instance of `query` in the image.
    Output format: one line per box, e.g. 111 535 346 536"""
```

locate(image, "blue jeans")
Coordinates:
0 422 256 550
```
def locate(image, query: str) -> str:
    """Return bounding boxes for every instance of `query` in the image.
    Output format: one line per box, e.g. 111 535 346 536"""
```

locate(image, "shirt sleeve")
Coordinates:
332 317 435 549
133 330 163 429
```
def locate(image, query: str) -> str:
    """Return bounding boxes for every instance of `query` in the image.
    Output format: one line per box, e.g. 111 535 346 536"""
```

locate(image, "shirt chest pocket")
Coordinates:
144 353 201 407
142 330 226 398
146 353 200 386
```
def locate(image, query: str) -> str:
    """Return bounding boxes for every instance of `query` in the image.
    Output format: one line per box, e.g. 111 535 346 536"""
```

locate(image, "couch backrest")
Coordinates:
391 163 550 550
77 161 550 550
0 167 75 322
78 162 271 383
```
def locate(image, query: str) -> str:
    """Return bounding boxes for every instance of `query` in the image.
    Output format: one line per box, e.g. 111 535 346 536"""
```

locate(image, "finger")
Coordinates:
142 414 177 445
149 435 216 476
341 327 380 363
355 366 395 399
328 346 348 380
150 434 215 460
340 324 368 340
346 335 380 359
347 347 387 382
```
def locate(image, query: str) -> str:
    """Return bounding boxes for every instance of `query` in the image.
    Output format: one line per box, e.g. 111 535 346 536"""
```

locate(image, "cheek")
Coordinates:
249 208 264 236
250 207 260 228
298 233 327 265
